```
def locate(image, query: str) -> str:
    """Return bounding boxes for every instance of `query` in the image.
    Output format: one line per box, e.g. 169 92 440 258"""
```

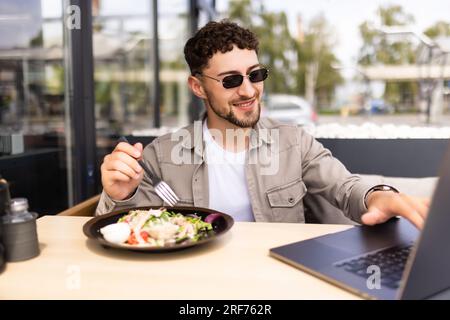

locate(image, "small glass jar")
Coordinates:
3 198 37 223
1 198 40 262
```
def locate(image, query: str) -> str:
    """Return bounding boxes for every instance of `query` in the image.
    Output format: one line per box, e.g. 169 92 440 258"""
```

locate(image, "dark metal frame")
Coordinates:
188 0 202 123
188 0 216 122
64 0 98 205
152 0 161 128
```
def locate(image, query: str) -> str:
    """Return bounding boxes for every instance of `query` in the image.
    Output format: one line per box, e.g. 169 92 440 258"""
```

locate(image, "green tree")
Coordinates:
229 0 299 94
299 14 343 109
359 5 416 65
227 0 342 108
358 5 418 111
424 21 450 39
228 0 255 27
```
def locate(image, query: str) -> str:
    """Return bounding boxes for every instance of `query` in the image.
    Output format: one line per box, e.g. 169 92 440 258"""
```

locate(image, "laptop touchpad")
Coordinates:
315 218 418 256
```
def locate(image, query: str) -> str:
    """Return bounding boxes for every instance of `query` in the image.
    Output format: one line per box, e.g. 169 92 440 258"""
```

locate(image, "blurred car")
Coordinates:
262 94 317 126
365 99 395 114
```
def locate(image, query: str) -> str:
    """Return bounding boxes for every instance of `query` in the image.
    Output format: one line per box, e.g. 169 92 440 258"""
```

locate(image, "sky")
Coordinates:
217 0 450 78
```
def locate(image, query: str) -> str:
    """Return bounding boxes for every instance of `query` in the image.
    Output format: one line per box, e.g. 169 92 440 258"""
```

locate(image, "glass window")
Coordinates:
92 0 154 164
159 12 190 128
0 0 68 215
92 0 191 167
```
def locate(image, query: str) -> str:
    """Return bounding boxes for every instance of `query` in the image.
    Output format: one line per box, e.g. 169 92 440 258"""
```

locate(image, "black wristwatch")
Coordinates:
364 184 400 209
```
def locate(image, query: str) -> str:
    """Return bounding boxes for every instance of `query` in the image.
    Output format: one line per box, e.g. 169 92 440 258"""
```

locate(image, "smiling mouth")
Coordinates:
232 99 255 108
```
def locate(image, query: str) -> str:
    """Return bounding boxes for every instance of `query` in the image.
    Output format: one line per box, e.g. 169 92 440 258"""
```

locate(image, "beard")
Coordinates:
205 91 261 128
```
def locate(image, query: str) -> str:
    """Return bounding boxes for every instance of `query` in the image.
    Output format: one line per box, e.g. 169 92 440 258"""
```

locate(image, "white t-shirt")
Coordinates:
203 121 255 222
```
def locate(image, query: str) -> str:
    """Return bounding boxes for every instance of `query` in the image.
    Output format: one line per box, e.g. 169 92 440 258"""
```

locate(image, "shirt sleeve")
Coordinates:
298 127 375 223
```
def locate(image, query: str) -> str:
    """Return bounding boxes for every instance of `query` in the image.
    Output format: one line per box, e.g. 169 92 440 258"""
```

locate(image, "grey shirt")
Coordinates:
96 117 374 223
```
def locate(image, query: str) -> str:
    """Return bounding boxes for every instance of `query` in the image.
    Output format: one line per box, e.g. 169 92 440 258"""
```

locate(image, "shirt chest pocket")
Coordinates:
159 162 195 206
266 178 307 223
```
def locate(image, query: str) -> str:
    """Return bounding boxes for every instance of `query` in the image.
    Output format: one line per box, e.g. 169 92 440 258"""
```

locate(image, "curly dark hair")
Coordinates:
184 20 259 75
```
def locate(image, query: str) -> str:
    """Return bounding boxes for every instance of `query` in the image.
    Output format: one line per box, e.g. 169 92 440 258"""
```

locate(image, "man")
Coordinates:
97 20 428 229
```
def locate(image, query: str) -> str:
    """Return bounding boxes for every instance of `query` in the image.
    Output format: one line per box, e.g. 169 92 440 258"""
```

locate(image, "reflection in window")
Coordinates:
0 0 68 215
92 0 190 138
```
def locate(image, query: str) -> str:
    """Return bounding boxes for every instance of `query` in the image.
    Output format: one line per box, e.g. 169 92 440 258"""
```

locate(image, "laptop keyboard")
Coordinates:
334 243 413 289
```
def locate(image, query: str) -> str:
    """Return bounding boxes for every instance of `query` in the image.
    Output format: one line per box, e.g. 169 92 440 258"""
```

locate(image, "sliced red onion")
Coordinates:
205 213 222 224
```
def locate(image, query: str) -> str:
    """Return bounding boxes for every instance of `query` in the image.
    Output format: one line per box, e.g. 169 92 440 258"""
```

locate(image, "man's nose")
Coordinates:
236 76 256 97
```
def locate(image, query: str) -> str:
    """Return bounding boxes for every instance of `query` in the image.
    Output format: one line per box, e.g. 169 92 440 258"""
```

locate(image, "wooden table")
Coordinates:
0 216 359 299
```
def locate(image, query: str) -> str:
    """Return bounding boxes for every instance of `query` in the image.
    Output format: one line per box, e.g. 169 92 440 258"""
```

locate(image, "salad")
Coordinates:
100 208 214 247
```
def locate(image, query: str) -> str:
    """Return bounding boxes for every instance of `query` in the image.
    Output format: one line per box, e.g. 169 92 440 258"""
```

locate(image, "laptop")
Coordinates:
269 143 450 300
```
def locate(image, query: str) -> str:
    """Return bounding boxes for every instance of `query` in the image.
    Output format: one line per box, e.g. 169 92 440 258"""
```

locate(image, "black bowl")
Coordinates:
83 206 234 252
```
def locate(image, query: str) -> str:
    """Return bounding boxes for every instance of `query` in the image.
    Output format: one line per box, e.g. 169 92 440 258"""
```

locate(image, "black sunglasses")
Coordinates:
198 68 269 89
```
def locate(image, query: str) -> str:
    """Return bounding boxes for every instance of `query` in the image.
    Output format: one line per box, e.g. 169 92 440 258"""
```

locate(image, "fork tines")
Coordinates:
155 182 179 207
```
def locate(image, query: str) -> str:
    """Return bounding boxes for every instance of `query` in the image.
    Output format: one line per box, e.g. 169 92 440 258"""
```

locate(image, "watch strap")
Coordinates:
364 184 400 209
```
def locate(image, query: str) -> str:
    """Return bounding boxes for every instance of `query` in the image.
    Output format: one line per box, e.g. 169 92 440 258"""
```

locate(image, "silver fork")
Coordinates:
118 136 180 206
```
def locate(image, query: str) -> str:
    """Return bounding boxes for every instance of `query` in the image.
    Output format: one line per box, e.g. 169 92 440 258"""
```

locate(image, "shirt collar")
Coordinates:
179 116 274 156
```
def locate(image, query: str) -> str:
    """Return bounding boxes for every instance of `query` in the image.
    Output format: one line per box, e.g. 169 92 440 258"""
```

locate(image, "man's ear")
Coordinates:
188 75 207 99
